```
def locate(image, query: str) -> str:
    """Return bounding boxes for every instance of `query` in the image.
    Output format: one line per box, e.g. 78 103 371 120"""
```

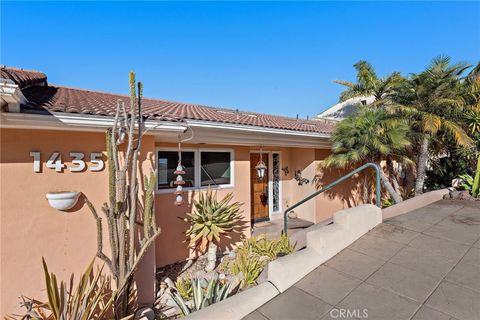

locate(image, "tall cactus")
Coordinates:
85 72 161 318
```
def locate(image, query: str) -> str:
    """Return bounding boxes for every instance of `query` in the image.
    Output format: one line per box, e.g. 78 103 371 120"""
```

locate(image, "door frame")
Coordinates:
249 150 282 221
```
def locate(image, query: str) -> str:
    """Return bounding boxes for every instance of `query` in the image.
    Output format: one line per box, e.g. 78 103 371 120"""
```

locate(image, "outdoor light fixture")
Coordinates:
255 148 267 180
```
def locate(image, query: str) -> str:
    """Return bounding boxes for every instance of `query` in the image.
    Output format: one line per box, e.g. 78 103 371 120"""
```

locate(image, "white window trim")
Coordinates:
155 147 235 194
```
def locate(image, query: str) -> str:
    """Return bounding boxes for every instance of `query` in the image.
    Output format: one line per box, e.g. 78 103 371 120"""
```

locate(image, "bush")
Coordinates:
8 258 113 320
171 277 236 316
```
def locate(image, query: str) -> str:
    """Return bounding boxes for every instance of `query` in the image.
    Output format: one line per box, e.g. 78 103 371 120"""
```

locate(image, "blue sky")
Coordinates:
2 1 479 118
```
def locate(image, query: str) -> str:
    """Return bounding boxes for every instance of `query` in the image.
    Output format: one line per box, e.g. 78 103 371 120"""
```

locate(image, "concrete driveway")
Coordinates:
244 200 480 320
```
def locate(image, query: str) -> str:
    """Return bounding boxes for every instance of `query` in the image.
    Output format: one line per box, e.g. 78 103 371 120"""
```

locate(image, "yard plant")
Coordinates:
331 56 479 201
8 259 113 320
185 189 244 271
171 277 235 316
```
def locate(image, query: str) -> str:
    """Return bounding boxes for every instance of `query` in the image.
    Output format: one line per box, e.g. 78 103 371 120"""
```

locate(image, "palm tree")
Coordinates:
393 56 474 195
324 106 412 204
335 60 405 106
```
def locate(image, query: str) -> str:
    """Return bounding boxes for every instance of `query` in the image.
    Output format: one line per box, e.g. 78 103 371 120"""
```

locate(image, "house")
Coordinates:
316 96 375 121
0 66 360 314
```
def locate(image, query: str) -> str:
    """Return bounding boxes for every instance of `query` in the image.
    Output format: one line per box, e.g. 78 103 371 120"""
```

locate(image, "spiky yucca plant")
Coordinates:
185 189 243 271
8 258 113 320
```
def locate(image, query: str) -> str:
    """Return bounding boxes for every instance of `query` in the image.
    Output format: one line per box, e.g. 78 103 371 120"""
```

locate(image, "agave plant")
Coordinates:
171 278 234 315
8 258 114 320
185 189 244 271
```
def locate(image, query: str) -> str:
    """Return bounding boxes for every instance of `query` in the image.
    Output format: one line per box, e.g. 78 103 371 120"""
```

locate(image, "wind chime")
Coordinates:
173 139 186 206
173 127 194 206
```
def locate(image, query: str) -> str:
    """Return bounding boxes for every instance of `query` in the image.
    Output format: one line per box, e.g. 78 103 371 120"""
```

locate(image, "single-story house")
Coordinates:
316 96 375 121
0 66 360 315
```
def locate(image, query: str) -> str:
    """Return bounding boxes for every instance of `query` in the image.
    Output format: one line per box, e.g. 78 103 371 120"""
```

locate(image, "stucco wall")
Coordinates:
154 143 253 267
0 128 156 316
0 128 360 315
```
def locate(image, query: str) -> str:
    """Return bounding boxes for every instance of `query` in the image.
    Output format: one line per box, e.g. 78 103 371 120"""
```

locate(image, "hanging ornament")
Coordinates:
174 140 185 206
255 147 267 180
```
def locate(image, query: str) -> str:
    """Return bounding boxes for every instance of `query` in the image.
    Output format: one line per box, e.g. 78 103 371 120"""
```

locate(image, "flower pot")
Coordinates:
46 191 81 211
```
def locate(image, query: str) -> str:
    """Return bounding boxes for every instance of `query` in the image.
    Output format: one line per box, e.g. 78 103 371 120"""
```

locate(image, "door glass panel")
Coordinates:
272 153 280 212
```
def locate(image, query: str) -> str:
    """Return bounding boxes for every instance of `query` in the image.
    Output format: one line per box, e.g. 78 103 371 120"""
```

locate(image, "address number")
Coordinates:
30 152 104 173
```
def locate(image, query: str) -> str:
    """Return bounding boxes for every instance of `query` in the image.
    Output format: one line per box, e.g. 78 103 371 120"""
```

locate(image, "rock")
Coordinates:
446 189 475 201
450 190 460 199
194 269 207 279
164 277 175 289
228 272 243 289
180 259 194 272
134 307 156 320
458 190 474 200
202 270 219 281
228 250 237 260
451 178 462 188
160 306 180 318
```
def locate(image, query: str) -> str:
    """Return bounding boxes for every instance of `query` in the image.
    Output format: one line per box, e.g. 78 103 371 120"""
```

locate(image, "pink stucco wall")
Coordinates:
0 128 359 316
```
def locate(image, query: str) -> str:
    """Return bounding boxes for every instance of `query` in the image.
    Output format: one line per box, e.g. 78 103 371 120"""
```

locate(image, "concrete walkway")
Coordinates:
243 200 480 320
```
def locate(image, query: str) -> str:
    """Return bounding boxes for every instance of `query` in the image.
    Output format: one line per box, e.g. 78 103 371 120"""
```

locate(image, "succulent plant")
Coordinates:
171 277 235 315
185 189 244 271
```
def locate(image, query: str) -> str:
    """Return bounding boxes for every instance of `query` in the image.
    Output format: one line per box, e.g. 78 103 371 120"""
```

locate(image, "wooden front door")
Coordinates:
250 153 269 222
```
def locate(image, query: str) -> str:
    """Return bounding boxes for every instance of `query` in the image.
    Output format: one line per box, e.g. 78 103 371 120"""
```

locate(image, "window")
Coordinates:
156 149 234 191
157 151 195 189
200 151 231 186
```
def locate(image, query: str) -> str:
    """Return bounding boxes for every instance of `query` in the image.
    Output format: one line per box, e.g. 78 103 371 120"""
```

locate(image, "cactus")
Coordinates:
85 72 161 318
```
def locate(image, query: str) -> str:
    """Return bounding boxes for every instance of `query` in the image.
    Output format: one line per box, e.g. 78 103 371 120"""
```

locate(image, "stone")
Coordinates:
164 277 175 289
134 307 156 320
288 211 298 219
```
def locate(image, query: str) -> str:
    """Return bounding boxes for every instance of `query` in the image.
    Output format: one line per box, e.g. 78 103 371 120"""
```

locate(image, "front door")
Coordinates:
250 153 269 222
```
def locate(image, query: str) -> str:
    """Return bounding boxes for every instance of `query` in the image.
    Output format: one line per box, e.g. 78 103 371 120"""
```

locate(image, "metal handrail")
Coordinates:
283 163 381 234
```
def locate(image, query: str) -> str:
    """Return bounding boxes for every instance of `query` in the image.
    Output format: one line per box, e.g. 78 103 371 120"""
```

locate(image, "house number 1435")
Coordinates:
29 152 104 172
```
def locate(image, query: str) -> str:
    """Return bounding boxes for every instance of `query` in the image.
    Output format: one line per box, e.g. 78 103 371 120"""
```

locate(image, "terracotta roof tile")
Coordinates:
4 66 335 134
0 66 47 89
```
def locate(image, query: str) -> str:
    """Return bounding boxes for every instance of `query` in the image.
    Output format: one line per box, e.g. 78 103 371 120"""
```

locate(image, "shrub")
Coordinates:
171 277 235 315
185 189 244 271
175 277 192 300
8 258 113 320
230 249 266 288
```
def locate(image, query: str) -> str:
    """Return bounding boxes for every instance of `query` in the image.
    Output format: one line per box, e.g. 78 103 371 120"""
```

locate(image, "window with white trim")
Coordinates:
200 151 231 186
157 149 233 191
157 151 195 189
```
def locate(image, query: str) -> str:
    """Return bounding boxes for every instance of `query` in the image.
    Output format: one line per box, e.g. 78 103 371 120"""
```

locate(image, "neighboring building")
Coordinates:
316 96 375 121
0 66 360 315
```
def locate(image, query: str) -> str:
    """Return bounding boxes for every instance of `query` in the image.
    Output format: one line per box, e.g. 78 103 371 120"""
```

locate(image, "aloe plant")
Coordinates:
185 189 244 271
171 278 234 315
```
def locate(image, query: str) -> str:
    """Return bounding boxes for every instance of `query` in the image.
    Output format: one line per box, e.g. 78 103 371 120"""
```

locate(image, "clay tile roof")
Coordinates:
0 66 47 89
3 66 335 134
